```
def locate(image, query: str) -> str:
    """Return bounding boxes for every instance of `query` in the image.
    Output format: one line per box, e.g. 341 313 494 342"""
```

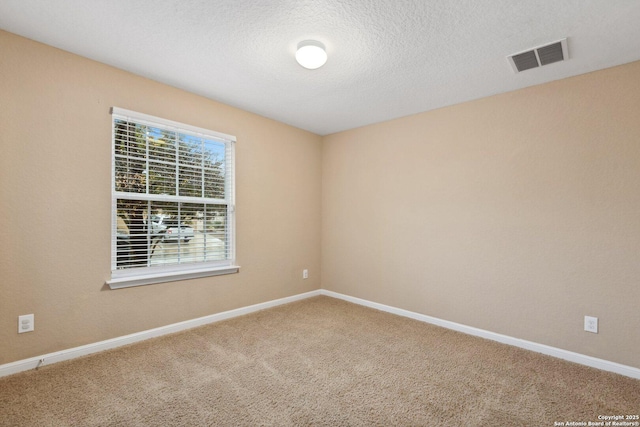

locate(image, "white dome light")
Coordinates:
295 40 327 70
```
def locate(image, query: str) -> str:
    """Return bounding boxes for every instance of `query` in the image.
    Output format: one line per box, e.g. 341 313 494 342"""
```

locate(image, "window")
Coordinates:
107 108 238 289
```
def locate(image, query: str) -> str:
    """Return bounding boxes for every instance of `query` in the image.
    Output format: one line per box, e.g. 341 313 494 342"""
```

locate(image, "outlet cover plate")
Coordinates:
18 314 34 333
584 315 598 333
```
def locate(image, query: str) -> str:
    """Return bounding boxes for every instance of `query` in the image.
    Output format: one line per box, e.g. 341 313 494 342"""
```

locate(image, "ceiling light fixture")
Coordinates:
295 40 327 70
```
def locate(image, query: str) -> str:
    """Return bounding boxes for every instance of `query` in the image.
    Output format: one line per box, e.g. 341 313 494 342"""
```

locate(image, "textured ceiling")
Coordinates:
2 1 640 135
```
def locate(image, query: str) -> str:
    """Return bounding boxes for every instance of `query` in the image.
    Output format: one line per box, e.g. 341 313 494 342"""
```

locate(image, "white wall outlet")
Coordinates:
584 315 598 334
303 269 309 279
18 314 34 333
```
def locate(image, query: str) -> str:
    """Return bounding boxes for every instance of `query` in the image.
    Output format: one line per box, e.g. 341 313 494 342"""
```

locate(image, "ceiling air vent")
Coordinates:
508 38 568 73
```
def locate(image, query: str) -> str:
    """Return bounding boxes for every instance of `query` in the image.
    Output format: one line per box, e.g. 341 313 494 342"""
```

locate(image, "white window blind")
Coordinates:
108 107 237 289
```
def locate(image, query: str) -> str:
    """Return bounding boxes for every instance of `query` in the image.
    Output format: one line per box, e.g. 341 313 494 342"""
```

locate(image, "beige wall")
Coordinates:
322 61 640 368
0 31 322 364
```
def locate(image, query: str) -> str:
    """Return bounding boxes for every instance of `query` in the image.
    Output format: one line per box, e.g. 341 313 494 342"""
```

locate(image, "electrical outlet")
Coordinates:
303 269 309 279
18 314 34 333
584 316 598 334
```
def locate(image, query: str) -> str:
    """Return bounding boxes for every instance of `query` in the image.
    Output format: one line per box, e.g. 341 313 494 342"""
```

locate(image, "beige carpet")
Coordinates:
1 296 638 426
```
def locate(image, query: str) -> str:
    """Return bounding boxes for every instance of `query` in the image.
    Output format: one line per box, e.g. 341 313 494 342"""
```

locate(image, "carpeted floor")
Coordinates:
1 296 638 426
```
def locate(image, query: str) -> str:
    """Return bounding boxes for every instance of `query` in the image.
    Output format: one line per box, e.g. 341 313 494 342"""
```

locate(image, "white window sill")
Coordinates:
106 265 240 289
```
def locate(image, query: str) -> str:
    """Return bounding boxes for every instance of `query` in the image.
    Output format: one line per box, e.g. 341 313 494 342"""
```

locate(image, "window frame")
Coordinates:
107 107 239 289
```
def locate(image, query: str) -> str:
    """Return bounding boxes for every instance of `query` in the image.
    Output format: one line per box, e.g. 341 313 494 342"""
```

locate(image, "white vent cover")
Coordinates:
508 38 568 73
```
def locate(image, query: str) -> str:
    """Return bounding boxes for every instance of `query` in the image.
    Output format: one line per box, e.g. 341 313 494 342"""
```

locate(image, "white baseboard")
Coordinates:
2 288 638 380
0 290 321 378
320 290 640 380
